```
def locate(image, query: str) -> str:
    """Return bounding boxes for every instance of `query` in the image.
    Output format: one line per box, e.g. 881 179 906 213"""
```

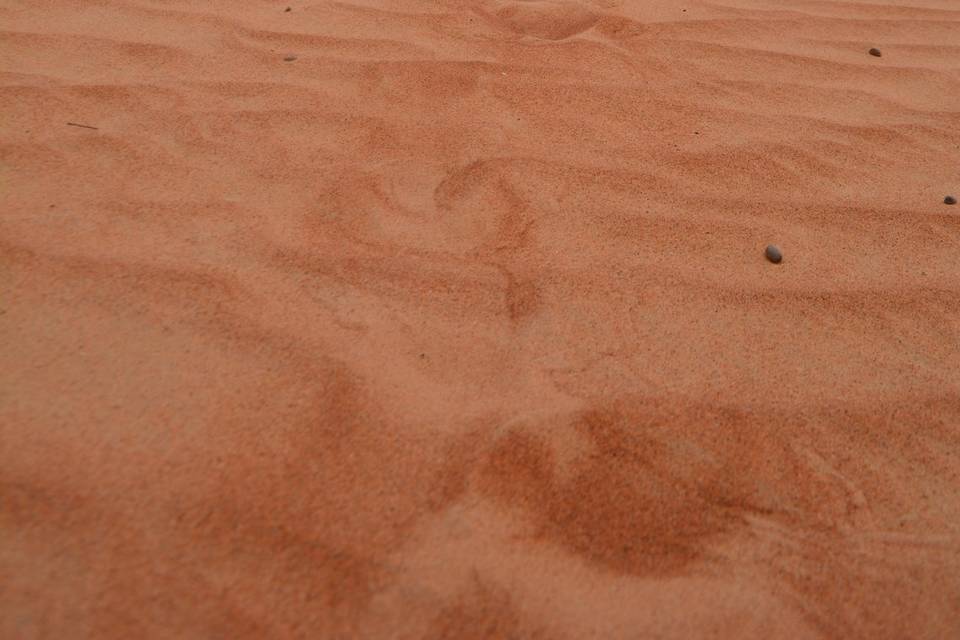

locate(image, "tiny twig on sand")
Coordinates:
66 122 99 130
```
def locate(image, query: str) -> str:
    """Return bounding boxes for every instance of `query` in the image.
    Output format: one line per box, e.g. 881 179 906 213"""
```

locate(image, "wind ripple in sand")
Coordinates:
2 0 960 638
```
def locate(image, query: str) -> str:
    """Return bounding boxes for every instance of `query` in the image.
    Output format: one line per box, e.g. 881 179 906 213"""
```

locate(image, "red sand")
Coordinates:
2 1 960 638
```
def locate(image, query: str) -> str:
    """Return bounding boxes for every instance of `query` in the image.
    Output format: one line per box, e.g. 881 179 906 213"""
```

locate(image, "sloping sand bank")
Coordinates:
2 1 959 638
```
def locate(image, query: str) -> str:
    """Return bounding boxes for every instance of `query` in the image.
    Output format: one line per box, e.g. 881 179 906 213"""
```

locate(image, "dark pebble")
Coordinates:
946 195 957 205
765 245 782 264
284 55 297 62
285 6 291 11
868 48 882 57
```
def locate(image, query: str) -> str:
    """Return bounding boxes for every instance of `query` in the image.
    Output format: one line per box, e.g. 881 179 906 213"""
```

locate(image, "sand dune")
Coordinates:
2 0 960 638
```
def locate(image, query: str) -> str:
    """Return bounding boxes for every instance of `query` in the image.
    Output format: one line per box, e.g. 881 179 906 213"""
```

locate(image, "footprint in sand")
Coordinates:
485 1 599 41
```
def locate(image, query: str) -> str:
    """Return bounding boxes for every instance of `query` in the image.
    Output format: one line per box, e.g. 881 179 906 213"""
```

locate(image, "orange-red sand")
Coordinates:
3 1 960 638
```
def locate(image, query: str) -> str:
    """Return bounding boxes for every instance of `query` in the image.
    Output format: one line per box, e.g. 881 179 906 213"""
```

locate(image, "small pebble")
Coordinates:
765 245 782 264
945 195 957 205
285 6 291 11
869 48 882 57
284 55 297 62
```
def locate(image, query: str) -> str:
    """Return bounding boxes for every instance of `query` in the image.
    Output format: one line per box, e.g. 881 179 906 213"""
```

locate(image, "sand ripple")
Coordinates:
3 0 960 638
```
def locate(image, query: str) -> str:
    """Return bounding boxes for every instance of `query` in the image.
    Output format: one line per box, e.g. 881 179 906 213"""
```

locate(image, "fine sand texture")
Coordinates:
3 1 960 638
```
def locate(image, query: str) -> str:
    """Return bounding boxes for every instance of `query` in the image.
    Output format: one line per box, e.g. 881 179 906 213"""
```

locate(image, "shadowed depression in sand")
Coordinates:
2 0 960 638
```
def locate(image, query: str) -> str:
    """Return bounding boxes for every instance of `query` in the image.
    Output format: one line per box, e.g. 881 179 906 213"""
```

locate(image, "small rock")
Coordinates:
284 55 297 62
869 48 882 57
285 6 291 11
945 195 957 205
765 245 782 264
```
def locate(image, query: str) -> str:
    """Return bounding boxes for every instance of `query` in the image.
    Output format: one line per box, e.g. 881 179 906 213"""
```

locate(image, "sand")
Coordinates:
2 1 960 638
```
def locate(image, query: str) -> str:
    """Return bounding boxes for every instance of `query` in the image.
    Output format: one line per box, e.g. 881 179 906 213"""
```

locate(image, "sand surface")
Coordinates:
3 1 960 638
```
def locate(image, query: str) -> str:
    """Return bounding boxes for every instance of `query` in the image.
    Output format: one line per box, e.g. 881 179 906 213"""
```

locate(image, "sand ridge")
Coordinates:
2 0 960 638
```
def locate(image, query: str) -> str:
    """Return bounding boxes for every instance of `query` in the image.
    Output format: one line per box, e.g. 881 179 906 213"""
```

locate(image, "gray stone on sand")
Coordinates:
765 245 782 264
869 48 882 57
945 195 957 205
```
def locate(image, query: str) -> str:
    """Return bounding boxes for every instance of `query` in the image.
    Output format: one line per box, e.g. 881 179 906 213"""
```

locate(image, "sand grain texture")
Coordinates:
2 1 960 638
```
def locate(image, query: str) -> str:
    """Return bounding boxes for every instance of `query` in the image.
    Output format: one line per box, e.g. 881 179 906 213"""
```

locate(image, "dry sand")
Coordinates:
2 1 960 638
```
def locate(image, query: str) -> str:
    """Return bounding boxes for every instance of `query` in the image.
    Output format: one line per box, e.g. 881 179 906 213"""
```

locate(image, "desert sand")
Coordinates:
2 0 960 638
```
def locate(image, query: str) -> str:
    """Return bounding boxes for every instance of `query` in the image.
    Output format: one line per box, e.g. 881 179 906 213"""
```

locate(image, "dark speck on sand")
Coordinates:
765 245 783 264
